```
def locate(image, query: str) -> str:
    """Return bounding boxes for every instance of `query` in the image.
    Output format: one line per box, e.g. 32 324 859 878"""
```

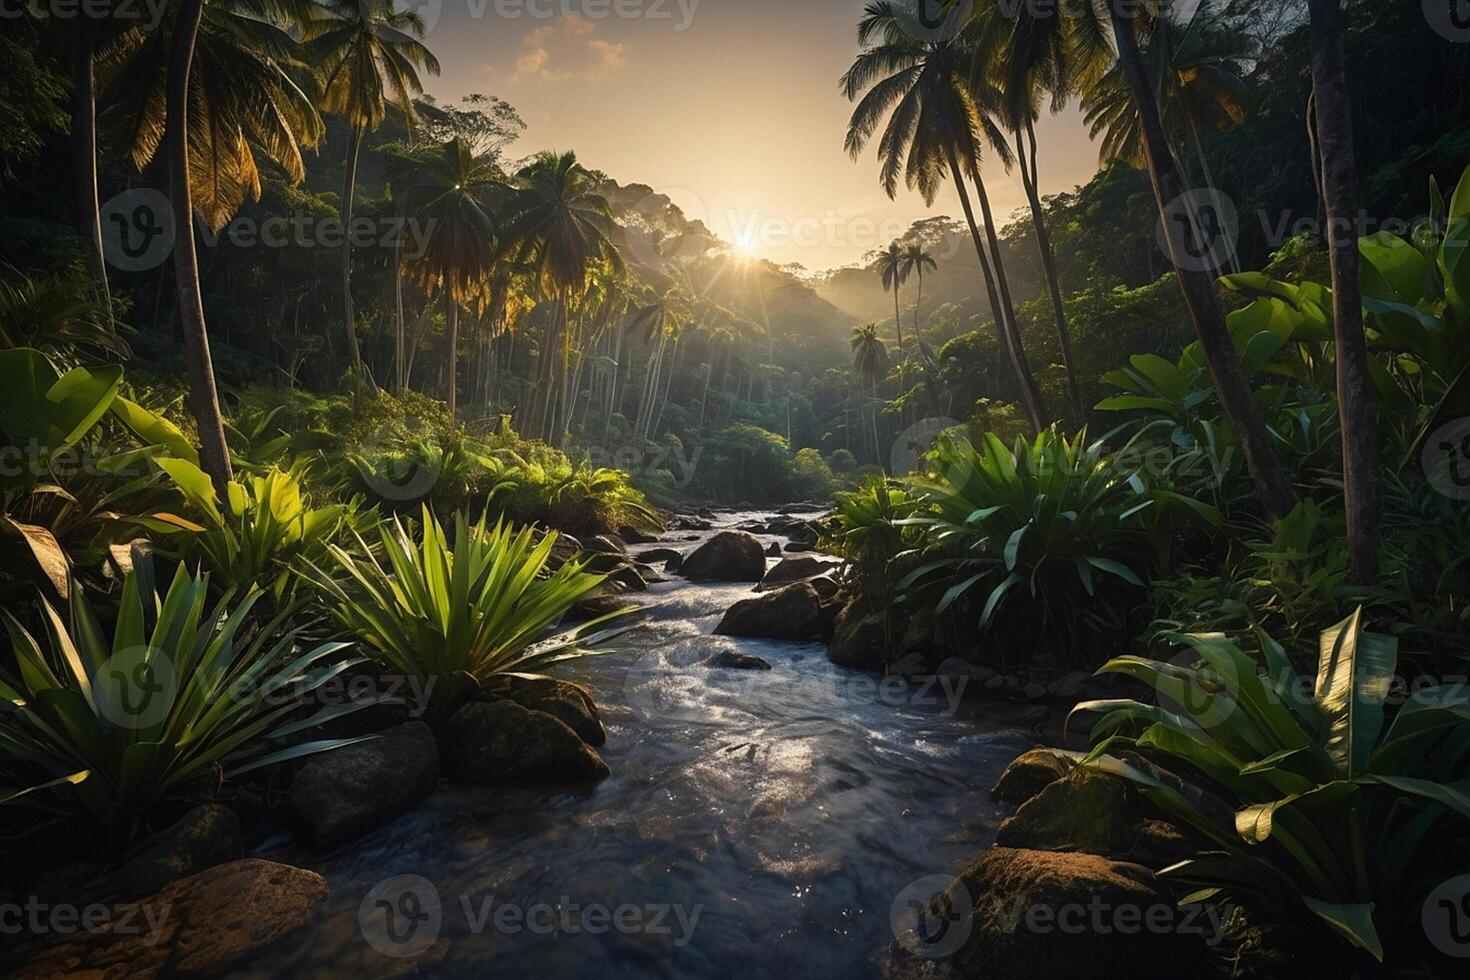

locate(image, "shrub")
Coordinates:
0 565 371 842
1074 609 1470 963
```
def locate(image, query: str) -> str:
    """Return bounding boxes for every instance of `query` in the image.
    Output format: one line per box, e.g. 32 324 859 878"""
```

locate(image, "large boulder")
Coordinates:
89 804 242 900
826 599 887 670
887 848 1207 980
994 768 1192 868
442 700 610 785
679 531 767 582
287 721 439 848
755 556 840 592
10 860 327 979
479 673 607 746
990 748 1075 806
715 582 828 641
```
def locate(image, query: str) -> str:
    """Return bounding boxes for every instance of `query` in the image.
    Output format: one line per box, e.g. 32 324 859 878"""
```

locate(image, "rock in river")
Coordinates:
714 582 828 641
442 700 610 785
287 721 439 848
756 555 839 591
679 530 767 582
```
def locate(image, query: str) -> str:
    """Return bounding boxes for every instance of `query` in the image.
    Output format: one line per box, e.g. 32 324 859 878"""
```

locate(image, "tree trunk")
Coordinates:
394 240 406 391
1308 0 1379 580
1018 121 1084 419
893 283 906 392
945 146 1046 430
1109 5 1294 517
446 299 459 417
166 0 233 497
340 124 365 376
73 22 111 322
1183 111 1241 274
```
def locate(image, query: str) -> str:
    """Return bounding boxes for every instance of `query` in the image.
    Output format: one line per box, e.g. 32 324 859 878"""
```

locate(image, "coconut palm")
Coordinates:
1080 2 1254 272
102 0 325 494
970 0 1107 418
400 137 506 417
842 0 1045 430
851 322 888 463
306 0 440 376
627 287 690 439
877 242 910 391
1307 0 1378 580
1100 1 1294 516
505 150 625 443
901 243 937 348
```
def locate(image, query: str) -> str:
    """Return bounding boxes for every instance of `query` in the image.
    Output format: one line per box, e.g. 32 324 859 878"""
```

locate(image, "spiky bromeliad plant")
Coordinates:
302 507 624 718
1 564 374 843
1072 609 1470 962
899 428 1218 648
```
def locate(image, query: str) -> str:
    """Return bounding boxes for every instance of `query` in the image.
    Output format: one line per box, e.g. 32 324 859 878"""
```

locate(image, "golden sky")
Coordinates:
421 0 1105 272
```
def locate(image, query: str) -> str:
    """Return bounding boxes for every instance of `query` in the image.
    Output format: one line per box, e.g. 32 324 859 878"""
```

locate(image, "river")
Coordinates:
250 510 1043 979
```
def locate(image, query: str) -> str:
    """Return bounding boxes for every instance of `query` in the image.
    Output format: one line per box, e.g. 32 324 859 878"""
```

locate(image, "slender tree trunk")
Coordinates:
945 146 1046 430
1018 121 1084 419
1308 0 1379 580
893 284 906 392
166 0 232 497
340 124 365 376
446 299 459 417
973 171 1046 422
73 22 111 321
394 240 406 391
1184 111 1241 274
1306 90 1327 232
1109 4 1294 517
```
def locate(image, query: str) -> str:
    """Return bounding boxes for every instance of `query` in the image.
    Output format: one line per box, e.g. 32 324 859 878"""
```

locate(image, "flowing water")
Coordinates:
250 511 1044 979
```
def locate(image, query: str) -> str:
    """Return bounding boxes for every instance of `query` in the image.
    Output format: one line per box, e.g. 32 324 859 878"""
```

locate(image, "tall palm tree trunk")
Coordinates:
1018 121 1084 419
972 172 1044 420
1109 6 1293 517
73 22 111 322
340 124 366 376
393 239 406 391
1308 0 1379 581
1183 112 1241 274
166 0 232 497
945 146 1046 430
893 284 906 392
445 299 459 417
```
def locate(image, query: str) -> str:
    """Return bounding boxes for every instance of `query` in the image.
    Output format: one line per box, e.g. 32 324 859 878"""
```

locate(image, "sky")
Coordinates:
414 0 1106 273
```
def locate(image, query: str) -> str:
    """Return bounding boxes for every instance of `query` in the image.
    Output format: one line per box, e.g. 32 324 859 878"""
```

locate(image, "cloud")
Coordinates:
512 17 628 83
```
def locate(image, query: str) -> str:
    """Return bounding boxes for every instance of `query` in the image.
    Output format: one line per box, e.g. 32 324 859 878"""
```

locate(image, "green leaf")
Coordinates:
1314 609 1397 778
1301 897 1382 962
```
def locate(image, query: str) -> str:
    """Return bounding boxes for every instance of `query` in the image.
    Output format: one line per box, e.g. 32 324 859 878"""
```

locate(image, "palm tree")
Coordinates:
401 138 504 417
1080 2 1254 272
103 0 326 494
307 0 440 377
72 17 111 321
164 0 232 496
902 242 937 342
971 0 1101 418
878 242 910 391
628 287 689 439
1102 2 1294 517
842 0 1046 430
505 151 624 443
851 322 888 463
1307 0 1378 580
